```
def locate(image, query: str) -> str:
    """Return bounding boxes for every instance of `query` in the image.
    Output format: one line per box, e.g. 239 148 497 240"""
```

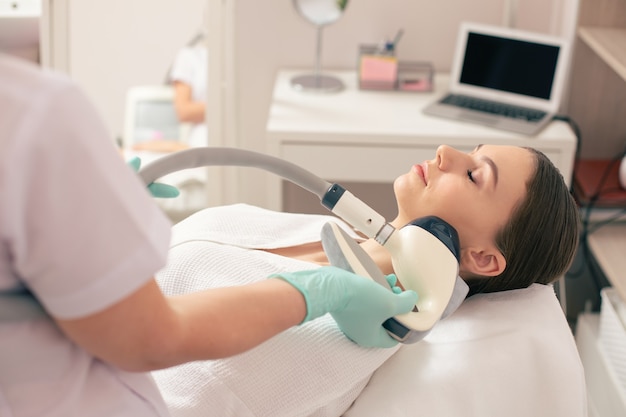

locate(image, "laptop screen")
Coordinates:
459 32 560 100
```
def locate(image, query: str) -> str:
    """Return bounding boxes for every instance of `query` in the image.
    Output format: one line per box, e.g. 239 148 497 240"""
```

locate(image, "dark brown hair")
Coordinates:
465 148 580 296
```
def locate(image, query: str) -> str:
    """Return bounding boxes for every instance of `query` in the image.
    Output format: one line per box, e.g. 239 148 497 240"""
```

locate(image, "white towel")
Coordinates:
151 205 398 417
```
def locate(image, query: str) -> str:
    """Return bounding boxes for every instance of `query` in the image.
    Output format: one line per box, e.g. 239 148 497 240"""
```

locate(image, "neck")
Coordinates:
359 239 394 275
359 216 406 275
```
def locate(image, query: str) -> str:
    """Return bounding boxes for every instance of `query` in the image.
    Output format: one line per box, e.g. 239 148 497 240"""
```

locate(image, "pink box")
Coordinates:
360 55 398 82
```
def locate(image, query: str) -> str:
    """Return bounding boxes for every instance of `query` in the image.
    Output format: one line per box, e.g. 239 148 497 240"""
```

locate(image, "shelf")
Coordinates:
573 159 626 207
578 27 626 82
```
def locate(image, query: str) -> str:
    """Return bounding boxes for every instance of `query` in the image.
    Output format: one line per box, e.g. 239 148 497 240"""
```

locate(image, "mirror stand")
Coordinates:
291 24 343 93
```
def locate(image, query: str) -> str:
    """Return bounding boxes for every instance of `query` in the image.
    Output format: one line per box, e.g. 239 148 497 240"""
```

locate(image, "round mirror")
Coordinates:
293 0 347 26
291 0 349 93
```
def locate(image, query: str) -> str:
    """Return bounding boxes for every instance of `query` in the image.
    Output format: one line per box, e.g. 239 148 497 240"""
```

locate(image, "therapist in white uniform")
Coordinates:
170 39 208 147
0 53 417 416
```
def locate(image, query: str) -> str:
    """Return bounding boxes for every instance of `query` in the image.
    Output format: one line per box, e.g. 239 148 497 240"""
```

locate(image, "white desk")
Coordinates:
265 70 577 211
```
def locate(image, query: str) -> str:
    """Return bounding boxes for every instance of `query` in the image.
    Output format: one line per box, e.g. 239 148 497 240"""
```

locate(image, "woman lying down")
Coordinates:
151 144 580 417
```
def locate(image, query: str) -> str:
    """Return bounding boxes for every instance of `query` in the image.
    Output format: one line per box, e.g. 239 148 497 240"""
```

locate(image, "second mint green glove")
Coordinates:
126 156 180 198
273 266 418 348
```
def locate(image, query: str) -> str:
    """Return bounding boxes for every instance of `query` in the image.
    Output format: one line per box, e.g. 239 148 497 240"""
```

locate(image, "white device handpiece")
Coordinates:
322 184 395 244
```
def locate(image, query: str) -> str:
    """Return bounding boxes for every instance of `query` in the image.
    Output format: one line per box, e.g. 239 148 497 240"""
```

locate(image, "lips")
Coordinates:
413 163 427 184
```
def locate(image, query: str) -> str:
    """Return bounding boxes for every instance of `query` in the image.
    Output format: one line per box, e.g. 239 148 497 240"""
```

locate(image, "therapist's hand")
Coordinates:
126 156 180 198
272 266 418 348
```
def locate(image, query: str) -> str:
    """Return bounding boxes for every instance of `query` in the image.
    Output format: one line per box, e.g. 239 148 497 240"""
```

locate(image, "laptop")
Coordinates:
423 22 570 136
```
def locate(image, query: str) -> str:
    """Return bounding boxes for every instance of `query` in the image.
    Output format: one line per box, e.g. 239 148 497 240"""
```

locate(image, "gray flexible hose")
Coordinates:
1 148 332 321
0 148 335 321
138 147 332 199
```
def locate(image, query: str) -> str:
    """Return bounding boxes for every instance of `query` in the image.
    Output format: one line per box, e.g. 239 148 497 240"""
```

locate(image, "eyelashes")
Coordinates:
467 169 476 183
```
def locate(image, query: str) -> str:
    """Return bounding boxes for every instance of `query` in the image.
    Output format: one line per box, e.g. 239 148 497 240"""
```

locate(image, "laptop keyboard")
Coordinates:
442 94 547 122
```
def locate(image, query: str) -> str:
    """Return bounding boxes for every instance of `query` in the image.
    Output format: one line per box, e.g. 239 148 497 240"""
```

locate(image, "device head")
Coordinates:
383 216 465 340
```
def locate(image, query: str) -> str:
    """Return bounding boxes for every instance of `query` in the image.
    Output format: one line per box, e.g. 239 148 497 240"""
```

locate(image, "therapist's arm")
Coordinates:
173 81 205 123
55 278 306 372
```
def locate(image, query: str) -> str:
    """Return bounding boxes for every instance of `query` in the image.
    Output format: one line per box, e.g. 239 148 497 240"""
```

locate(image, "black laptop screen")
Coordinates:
459 32 560 100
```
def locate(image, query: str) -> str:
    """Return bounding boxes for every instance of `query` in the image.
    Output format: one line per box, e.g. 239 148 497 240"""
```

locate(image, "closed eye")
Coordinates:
467 169 476 183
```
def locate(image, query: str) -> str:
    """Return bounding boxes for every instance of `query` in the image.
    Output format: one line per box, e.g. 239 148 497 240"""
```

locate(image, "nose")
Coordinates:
435 145 459 172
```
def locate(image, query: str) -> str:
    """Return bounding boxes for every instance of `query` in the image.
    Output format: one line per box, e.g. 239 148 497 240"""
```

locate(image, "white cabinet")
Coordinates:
576 313 626 417
582 223 626 417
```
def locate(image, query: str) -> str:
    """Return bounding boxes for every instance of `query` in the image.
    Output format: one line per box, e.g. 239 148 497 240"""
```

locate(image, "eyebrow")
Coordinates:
473 144 499 187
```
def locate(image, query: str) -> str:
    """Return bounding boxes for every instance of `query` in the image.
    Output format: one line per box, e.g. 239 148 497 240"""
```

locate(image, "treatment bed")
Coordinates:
150 204 586 417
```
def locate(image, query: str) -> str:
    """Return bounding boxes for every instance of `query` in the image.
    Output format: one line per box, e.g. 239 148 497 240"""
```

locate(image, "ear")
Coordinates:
461 246 506 277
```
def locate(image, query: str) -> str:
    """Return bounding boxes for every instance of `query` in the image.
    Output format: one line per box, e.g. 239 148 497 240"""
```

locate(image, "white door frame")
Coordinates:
40 0 70 72
205 0 239 206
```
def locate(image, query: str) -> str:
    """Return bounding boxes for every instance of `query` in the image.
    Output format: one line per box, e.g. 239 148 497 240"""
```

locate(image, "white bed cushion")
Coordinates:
344 283 587 417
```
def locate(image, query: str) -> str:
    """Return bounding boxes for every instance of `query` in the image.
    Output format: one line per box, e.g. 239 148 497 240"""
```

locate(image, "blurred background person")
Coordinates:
168 31 208 148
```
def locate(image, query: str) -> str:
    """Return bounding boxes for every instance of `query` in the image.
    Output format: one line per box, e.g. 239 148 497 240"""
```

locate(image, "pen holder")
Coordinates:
358 44 398 90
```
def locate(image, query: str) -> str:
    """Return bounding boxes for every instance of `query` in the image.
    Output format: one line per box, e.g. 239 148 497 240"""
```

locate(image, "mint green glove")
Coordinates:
273 266 418 348
126 156 180 198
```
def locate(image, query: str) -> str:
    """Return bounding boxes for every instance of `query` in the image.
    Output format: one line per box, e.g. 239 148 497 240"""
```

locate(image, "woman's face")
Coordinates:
393 144 535 272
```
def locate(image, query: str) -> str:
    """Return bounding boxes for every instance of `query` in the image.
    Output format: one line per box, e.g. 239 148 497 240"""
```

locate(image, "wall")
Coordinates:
65 0 206 143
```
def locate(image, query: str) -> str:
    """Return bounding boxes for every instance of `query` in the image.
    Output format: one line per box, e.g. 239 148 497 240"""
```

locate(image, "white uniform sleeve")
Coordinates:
169 47 196 86
4 76 172 319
